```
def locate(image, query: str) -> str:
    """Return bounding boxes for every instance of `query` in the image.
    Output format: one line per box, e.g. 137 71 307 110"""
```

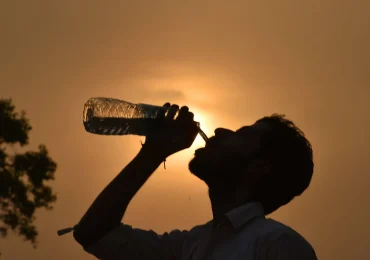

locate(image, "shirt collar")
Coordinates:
213 202 265 230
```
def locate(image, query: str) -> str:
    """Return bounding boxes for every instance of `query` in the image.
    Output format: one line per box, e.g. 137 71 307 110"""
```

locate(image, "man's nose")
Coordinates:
214 128 234 136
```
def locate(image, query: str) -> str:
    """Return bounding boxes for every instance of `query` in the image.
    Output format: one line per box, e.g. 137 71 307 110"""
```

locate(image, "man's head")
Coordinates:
188 114 314 215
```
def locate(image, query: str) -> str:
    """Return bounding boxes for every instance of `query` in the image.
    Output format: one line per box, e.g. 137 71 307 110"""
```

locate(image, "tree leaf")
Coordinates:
0 99 57 248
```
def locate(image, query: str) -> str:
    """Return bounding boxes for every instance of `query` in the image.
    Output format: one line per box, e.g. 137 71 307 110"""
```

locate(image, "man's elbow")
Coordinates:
73 225 90 248
73 223 119 249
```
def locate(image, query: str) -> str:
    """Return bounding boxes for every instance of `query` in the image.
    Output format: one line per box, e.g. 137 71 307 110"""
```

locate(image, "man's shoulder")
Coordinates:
252 217 315 250
186 221 212 235
164 221 211 237
256 218 297 232
253 218 305 237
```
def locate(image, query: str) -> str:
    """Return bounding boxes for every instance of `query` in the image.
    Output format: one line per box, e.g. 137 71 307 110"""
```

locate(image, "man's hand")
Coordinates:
142 103 199 159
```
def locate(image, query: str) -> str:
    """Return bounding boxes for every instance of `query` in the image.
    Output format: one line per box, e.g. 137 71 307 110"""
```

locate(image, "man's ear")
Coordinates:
245 159 272 180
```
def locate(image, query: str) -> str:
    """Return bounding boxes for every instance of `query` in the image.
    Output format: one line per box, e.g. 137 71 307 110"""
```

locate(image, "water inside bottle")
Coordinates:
84 116 157 136
84 116 208 140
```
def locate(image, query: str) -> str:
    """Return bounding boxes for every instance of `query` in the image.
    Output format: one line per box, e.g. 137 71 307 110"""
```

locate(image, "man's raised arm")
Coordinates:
73 147 165 248
73 104 199 251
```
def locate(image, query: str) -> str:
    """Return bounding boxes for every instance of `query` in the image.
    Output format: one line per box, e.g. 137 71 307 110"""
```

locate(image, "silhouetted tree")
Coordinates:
0 99 57 248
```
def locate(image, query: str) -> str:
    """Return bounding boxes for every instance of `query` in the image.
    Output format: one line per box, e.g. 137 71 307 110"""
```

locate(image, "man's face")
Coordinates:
188 121 271 189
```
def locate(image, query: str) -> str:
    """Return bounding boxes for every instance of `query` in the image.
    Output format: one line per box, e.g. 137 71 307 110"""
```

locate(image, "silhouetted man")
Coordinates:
72 103 317 259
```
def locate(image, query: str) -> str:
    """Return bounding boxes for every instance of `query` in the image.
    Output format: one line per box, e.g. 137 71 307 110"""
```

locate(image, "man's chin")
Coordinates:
188 156 199 175
188 156 205 179
188 156 212 183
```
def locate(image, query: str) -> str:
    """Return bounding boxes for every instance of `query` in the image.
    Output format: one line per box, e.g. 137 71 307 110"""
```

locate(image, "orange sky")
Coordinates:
1 1 370 259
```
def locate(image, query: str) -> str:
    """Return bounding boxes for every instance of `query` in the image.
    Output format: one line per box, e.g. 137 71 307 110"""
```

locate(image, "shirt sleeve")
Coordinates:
85 223 188 260
256 232 318 260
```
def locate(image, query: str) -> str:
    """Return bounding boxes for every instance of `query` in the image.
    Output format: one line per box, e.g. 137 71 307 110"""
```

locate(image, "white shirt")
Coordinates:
85 202 317 260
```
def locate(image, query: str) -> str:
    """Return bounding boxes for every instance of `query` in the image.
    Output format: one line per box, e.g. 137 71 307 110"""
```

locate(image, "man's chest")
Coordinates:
182 226 258 260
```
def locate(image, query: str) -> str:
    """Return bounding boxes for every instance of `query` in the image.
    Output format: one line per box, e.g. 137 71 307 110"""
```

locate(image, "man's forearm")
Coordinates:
73 147 164 248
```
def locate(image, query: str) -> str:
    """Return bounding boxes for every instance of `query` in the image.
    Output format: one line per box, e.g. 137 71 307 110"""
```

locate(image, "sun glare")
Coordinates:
188 107 214 150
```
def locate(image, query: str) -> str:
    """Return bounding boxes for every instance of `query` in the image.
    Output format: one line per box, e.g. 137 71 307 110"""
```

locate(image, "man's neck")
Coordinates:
208 188 249 219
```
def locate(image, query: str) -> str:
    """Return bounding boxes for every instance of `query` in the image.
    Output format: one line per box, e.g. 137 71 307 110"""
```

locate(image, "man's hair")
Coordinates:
252 114 314 215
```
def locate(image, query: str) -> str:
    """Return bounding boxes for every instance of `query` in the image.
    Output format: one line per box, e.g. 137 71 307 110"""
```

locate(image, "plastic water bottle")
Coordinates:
83 97 208 141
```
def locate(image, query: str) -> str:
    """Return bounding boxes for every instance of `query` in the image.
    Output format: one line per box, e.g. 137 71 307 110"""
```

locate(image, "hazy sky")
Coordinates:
1 1 370 259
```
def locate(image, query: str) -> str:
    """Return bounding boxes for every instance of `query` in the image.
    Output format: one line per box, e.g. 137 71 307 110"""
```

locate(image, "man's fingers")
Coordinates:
166 104 179 120
185 111 194 122
177 106 194 122
157 102 171 119
177 106 189 121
